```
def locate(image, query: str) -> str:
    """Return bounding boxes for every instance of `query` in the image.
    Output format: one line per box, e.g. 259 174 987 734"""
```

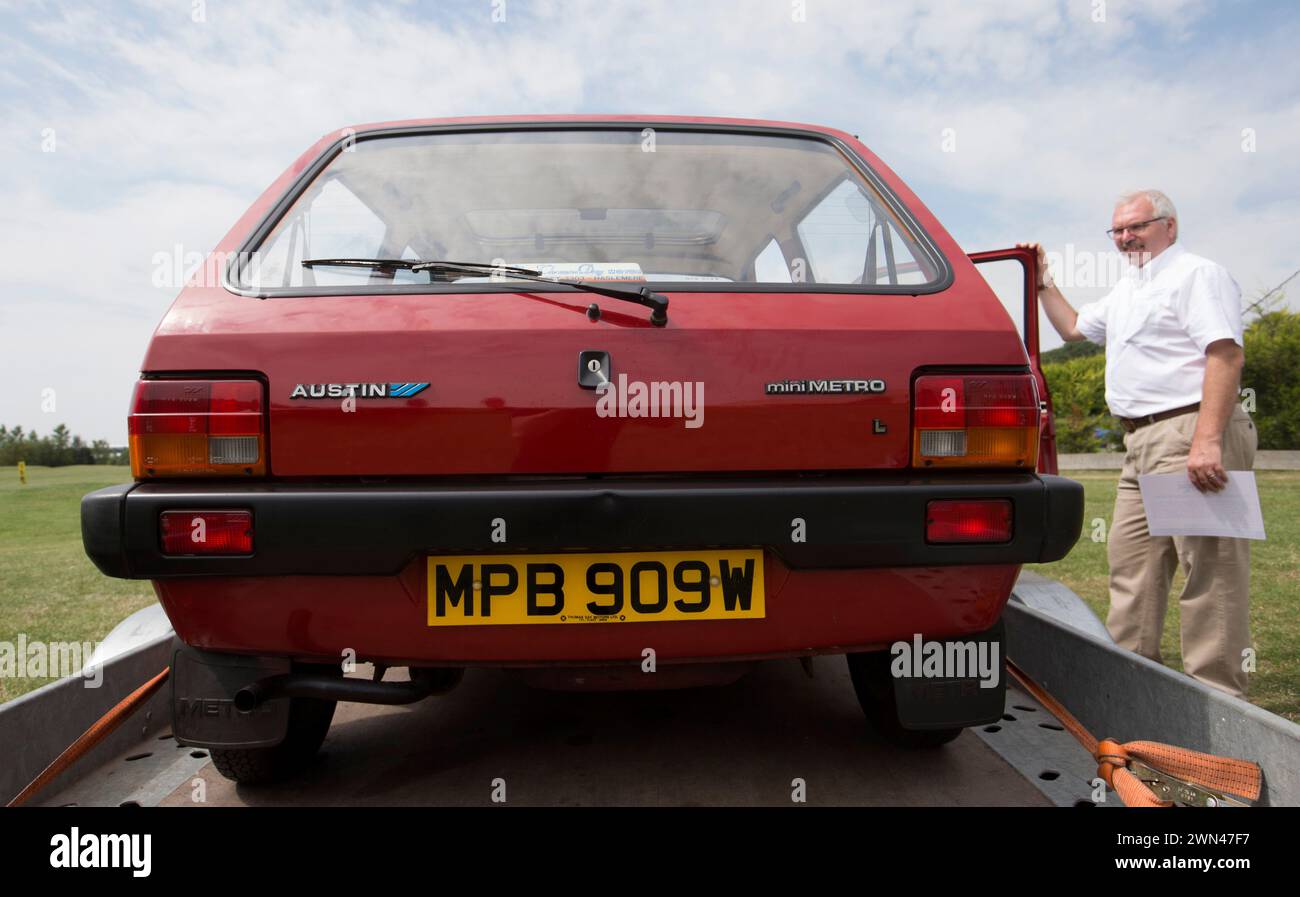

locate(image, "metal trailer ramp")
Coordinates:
4 575 1296 807
1002 572 1300 806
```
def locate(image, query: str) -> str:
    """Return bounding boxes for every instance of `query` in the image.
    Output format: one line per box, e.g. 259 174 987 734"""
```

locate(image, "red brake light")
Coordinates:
160 511 254 555
965 378 1038 428
914 377 964 430
925 500 1013 544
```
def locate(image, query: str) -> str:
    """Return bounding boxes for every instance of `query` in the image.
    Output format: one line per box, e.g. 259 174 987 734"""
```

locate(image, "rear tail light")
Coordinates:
913 374 1039 468
160 510 254 555
926 500 1013 544
129 379 266 478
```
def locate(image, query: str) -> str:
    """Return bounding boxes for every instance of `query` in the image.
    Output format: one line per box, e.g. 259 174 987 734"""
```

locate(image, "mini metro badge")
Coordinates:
289 383 429 399
765 379 885 395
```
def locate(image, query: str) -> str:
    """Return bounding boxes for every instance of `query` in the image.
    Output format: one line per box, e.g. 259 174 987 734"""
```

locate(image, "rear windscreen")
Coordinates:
235 128 946 292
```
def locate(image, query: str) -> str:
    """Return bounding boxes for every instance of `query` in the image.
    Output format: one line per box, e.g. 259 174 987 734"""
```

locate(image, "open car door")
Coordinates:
969 247 1059 474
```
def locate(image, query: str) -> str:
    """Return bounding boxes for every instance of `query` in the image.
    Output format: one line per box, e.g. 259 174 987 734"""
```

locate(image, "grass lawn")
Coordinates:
2 465 1295 724
0 465 155 702
1030 470 1300 723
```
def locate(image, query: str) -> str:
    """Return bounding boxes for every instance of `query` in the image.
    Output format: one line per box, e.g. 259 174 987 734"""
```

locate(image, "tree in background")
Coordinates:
1041 352 1115 453
1242 308 1300 450
1039 339 1102 364
1042 289 1299 452
0 424 125 466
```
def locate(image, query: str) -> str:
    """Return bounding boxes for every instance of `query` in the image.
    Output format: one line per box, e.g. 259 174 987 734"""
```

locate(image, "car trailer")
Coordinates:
3 573 1296 808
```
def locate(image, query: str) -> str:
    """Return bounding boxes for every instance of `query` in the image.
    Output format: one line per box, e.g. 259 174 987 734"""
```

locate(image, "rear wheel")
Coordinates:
208 667 338 785
846 650 963 748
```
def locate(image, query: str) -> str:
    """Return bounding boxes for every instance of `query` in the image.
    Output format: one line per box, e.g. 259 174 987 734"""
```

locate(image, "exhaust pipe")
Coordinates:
235 667 463 712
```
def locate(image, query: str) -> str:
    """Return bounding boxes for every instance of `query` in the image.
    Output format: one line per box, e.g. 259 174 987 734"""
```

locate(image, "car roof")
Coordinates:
336 114 856 143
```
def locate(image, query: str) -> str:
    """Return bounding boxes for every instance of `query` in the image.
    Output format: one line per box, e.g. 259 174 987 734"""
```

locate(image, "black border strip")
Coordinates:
83 473 1085 578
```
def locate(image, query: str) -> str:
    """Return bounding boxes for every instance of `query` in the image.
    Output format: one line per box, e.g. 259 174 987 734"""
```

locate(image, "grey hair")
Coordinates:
1116 189 1177 221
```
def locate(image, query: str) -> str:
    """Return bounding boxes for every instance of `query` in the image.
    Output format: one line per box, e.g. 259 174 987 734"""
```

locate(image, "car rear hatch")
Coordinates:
143 122 1031 478
143 287 1030 477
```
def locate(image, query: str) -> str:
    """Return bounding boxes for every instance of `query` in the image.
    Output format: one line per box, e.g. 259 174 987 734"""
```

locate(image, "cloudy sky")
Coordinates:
2 0 1297 444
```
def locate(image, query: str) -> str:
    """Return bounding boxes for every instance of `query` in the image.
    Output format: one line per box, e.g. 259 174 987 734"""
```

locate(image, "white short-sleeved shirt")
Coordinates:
1074 243 1243 419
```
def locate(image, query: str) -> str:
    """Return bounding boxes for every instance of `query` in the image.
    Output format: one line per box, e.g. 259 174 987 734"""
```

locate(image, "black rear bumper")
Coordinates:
82 474 1084 579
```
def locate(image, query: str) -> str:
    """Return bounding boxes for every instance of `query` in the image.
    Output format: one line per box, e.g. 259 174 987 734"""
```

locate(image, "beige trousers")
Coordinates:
1105 404 1257 698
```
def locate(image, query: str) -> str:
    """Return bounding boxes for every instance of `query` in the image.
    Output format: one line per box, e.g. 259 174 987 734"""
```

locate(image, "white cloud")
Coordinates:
1 0 1296 441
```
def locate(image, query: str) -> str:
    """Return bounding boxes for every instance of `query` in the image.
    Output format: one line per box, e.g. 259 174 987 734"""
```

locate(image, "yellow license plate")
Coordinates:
426 549 765 626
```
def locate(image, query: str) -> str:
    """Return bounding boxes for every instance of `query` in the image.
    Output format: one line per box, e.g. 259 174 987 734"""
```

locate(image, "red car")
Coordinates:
82 115 1082 784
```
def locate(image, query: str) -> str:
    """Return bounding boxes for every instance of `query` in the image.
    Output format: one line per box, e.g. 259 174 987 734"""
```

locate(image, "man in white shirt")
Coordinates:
1020 189 1256 698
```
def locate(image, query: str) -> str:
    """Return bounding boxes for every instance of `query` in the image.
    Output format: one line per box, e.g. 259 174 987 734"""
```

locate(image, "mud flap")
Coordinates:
892 618 1006 730
171 642 291 749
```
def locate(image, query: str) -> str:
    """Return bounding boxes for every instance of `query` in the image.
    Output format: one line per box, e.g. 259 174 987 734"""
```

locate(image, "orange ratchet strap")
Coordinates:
1005 659 1261 807
7 667 171 808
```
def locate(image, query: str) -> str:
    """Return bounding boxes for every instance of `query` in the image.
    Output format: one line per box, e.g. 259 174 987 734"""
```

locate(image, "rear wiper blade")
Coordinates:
300 258 540 277
413 260 669 327
302 257 669 326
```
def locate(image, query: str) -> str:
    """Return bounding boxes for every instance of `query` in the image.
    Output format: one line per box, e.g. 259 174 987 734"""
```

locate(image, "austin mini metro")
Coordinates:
82 115 1084 784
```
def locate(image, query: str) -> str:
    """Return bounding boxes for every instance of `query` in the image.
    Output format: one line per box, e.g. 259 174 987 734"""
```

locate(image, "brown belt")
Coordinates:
1117 402 1200 433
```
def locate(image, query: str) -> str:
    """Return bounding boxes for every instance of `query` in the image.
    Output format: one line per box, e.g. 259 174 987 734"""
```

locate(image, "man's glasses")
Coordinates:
1106 216 1167 238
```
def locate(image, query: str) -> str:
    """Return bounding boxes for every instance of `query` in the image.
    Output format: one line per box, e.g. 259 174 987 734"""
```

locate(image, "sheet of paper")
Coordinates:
1137 471 1266 539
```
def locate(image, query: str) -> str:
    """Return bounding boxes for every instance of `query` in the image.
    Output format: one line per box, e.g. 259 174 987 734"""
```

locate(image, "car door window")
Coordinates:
753 237 793 283
249 178 388 288
796 180 927 286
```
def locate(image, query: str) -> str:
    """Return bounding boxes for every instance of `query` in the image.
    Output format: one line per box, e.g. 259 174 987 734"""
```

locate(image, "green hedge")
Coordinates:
1042 353 1117 452
1242 310 1300 449
1042 308 1300 451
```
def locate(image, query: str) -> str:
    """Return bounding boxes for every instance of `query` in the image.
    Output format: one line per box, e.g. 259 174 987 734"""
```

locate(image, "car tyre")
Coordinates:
845 650 963 749
208 670 337 785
